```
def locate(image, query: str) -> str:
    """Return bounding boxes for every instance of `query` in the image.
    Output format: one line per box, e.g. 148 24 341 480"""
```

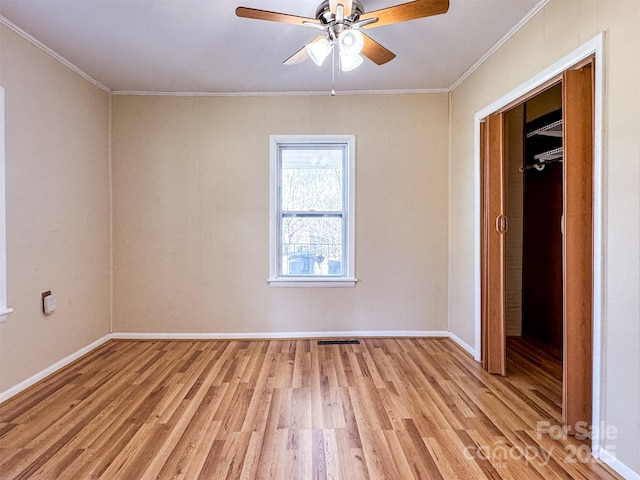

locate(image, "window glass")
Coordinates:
269 136 355 286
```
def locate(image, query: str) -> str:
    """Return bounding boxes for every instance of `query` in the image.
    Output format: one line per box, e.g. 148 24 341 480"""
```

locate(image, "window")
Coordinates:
269 135 356 287
0 87 12 322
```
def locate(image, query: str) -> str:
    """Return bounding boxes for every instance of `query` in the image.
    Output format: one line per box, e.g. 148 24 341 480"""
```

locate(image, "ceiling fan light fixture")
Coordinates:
337 29 364 56
306 37 333 66
238 0 450 72
340 52 363 72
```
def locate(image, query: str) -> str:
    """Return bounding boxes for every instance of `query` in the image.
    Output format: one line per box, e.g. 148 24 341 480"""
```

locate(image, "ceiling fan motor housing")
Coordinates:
315 0 365 25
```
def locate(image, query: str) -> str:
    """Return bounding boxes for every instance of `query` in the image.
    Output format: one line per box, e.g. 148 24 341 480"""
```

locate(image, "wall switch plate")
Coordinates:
42 291 57 315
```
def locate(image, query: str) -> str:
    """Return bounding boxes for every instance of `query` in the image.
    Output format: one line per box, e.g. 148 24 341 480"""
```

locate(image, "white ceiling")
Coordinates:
0 0 542 95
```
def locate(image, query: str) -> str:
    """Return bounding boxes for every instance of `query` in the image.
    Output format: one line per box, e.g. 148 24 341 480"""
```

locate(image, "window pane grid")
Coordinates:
281 212 343 217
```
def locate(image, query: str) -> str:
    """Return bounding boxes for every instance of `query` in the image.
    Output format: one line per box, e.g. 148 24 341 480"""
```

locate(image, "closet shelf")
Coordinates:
534 146 563 162
526 119 563 138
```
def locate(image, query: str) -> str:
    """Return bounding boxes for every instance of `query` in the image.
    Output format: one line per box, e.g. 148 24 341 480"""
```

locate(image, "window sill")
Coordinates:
268 277 357 288
0 307 14 323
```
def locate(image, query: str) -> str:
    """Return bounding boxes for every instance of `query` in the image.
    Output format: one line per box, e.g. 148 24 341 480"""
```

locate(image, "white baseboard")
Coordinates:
110 330 451 340
0 334 111 403
597 448 640 480
448 331 476 357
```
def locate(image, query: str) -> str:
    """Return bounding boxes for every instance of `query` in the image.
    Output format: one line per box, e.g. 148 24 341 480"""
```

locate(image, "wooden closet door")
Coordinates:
562 64 594 432
483 113 507 375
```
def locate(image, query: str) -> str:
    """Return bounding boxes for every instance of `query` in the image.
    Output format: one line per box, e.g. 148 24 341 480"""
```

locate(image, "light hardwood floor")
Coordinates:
0 338 622 479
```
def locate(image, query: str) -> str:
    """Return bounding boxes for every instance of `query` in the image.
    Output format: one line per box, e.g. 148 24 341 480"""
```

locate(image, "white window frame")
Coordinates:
269 135 356 287
0 87 13 322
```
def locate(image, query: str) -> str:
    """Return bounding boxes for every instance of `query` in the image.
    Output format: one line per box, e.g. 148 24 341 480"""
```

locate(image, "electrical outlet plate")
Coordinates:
42 291 57 315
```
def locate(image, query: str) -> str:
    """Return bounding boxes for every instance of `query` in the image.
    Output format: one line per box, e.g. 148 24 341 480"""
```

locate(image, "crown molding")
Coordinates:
111 88 449 97
448 0 551 92
0 14 110 93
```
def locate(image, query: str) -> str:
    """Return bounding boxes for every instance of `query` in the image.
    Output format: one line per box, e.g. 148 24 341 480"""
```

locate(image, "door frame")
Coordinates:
472 33 605 455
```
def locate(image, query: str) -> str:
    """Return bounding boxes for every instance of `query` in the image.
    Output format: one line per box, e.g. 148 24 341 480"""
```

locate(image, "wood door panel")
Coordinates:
484 113 507 375
562 65 594 432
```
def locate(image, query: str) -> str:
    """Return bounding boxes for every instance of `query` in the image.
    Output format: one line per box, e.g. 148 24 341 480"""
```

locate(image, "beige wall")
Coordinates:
0 25 111 392
111 93 449 334
449 0 640 472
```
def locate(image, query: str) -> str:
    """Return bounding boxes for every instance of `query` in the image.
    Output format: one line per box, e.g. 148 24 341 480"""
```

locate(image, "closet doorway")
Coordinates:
480 59 594 434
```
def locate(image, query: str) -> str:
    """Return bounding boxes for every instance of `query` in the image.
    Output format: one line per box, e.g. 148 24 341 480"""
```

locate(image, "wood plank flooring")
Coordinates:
0 338 622 479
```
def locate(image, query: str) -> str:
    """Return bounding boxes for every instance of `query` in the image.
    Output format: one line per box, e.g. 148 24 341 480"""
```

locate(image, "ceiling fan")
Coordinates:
236 0 449 72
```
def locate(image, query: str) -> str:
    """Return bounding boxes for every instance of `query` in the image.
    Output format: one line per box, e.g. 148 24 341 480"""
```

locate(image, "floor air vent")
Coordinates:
317 340 360 345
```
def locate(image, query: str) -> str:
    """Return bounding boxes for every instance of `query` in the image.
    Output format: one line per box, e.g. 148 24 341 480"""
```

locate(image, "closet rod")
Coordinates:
519 157 563 173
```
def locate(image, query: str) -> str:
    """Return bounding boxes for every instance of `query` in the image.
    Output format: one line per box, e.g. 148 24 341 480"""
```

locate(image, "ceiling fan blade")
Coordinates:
361 34 396 65
360 0 449 29
283 36 324 65
283 46 310 65
346 0 354 16
236 7 320 27
330 0 353 16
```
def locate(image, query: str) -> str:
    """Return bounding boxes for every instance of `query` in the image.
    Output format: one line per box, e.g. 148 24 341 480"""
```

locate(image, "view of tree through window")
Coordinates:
280 146 345 276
